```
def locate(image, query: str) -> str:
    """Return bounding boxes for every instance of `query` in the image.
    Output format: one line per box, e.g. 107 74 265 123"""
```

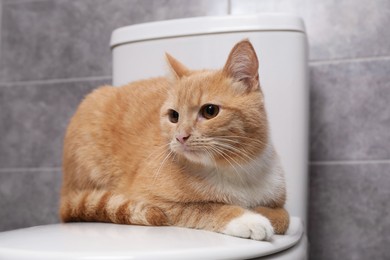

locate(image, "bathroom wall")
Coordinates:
0 0 389 259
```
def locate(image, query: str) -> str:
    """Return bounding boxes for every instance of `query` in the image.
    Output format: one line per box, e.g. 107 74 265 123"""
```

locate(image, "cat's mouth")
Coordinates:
171 142 212 164
176 144 203 156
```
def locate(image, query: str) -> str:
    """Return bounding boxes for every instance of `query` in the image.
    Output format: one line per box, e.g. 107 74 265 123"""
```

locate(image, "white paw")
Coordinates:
222 211 274 241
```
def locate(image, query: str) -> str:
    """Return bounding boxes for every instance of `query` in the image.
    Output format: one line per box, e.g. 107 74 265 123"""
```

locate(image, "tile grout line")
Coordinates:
0 54 388 87
0 167 62 173
2 0 51 5
227 0 231 15
310 159 390 166
309 55 390 66
0 0 2 72
0 75 112 87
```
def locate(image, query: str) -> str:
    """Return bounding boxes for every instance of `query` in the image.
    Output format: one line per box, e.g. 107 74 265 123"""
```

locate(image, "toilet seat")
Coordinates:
0 217 303 260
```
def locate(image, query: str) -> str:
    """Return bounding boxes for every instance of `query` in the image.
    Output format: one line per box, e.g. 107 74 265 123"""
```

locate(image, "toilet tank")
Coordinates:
110 14 309 225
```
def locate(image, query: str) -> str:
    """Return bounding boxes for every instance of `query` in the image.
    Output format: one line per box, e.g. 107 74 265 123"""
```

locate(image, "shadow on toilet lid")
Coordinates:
0 217 303 260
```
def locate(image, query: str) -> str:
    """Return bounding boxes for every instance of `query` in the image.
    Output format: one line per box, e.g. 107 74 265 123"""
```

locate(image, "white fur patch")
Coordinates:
196 141 285 208
222 211 274 241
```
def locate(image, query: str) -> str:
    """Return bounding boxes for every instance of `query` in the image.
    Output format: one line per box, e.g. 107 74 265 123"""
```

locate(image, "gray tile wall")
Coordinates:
0 0 389 259
230 1 390 259
0 0 2 63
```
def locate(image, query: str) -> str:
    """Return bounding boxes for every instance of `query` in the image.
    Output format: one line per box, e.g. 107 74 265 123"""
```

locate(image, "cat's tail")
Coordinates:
59 190 168 226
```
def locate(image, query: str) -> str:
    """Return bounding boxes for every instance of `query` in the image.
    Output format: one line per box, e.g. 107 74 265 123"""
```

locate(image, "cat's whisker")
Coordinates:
148 147 174 176
202 138 266 158
211 143 258 179
145 143 171 161
212 141 258 165
172 150 178 163
211 136 267 147
206 136 265 166
208 145 246 183
153 149 174 184
212 142 262 176
210 137 254 147
207 145 234 170
202 147 219 170
191 140 256 173
217 135 267 144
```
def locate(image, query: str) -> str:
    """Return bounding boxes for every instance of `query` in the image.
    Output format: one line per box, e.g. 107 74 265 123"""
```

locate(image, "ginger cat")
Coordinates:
60 39 289 241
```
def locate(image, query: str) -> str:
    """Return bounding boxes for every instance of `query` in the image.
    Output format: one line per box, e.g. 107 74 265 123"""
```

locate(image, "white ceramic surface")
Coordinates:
110 14 305 48
110 14 309 225
0 217 303 260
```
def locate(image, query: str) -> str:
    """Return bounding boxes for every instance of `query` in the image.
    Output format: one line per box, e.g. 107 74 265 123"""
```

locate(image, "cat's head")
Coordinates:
160 40 269 167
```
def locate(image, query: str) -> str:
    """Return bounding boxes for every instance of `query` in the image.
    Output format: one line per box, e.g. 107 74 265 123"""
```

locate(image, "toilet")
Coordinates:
0 14 309 259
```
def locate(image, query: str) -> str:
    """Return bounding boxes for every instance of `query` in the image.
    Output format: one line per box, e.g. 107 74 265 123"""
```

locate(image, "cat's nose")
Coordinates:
176 133 191 144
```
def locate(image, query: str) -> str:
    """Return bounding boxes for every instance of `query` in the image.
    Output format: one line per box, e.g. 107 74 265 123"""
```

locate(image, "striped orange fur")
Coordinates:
60 190 168 225
60 40 289 241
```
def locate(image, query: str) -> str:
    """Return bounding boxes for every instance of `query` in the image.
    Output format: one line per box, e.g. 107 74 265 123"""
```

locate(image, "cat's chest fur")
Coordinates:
187 143 285 208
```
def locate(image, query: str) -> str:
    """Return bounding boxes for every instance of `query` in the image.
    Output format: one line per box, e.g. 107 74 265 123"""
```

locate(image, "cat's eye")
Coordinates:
201 104 220 119
168 109 179 123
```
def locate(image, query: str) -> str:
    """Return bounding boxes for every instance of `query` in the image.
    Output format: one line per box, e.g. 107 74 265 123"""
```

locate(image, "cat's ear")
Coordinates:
165 53 190 79
223 39 259 91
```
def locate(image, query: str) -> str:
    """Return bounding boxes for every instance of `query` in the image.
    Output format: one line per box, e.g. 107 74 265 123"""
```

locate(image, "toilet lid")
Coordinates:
0 217 303 260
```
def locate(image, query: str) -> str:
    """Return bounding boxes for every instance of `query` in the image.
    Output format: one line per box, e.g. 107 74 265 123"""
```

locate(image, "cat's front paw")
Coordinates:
222 211 274 241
